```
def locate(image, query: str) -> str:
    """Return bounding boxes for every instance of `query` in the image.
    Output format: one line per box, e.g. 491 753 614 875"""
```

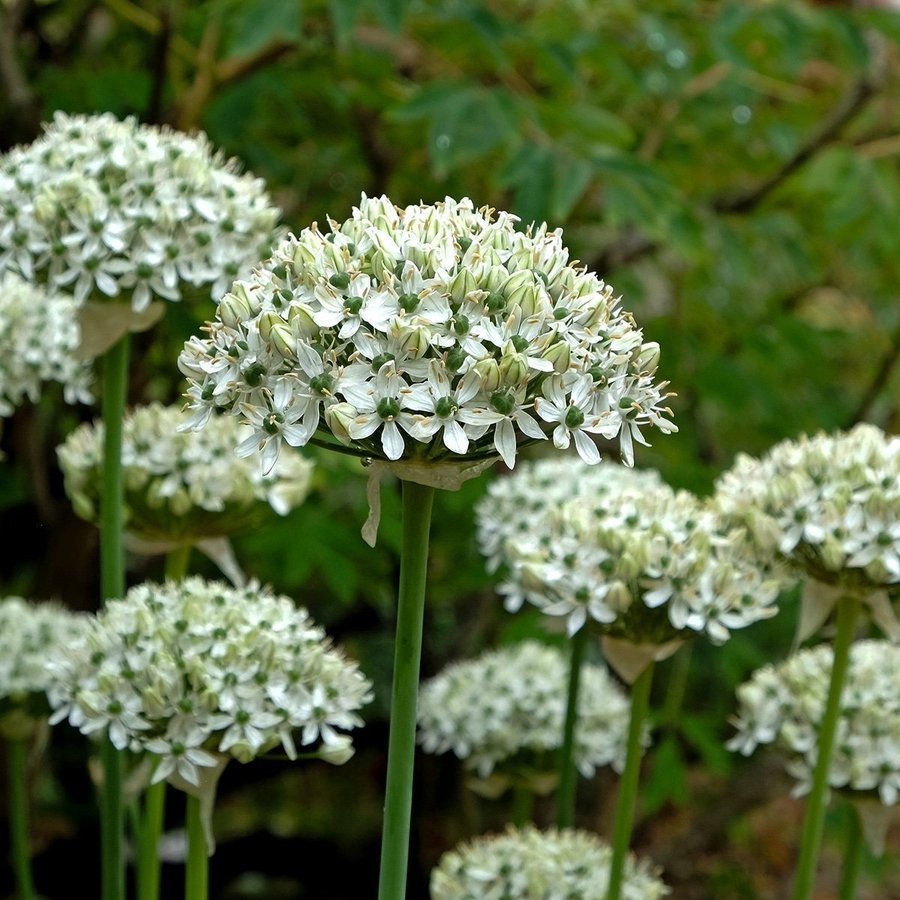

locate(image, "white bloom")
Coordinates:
484 461 784 641
0 273 91 417
715 424 900 592
728 640 900 806
179 195 675 471
57 402 313 540
417 641 634 782
0 112 280 310
430 825 669 900
46 578 373 780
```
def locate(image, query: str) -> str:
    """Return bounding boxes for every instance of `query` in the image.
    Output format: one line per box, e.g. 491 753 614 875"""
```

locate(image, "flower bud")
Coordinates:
287 303 319 339
542 340 571 374
449 267 478 303
319 735 355 765
474 358 501 393
395 324 430 359
218 283 257 328
269 323 296 360
324 402 356 444
499 352 528 388
636 341 660 375
503 270 539 314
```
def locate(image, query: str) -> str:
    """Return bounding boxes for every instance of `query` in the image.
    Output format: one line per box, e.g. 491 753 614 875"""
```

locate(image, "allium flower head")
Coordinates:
47 578 372 785
0 597 87 738
0 272 91 417
475 458 663 575
178 195 675 474
501 477 782 642
0 112 281 310
715 424 900 592
728 640 900 806
57 402 313 542
430 825 669 900
417 641 632 788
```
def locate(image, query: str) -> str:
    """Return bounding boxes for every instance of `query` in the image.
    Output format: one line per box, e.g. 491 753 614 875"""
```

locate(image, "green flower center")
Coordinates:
435 396 456 418
263 412 285 435
490 390 515 415
377 397 401 420
399 293 419 313
564 406 585 429
310 373 335 394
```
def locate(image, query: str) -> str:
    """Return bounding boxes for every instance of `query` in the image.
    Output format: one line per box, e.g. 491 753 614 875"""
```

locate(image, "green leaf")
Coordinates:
223 0 302 58
642 734 690 815
329 0 363 49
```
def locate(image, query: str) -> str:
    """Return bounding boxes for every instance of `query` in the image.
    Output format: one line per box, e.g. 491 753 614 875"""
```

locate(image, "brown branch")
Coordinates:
145 3 174 124
215 38 296 87
848 317 900 426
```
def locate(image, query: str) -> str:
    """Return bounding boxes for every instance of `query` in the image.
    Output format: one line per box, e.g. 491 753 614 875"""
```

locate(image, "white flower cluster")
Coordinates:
57 402 313 542
430 825 669 900
501 479 782 642
0 112 280 310
178 195 676 473
0 272 91 417
417 641 632 783
715 424 900 591
47 578 372 785
0 597 87 737
728 640 900 805
475 458 663 574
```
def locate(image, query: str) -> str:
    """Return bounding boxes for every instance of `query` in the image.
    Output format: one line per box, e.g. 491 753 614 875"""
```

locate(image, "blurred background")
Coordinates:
1 0 899 897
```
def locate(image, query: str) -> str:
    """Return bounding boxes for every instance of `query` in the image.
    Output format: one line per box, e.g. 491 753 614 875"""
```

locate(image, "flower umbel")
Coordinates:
0 112 281 310
417 641 633 785
728 640 900 807
46 578 372 784
57 402 313 542
430 825 669 900
0 273 91 417
179 195 676 471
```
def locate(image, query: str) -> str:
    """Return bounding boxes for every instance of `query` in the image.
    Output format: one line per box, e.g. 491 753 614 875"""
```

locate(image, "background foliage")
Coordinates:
1 0 899 897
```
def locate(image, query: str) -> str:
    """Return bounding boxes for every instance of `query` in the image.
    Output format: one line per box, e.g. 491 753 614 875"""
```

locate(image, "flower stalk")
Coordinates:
556 626 588 828
7 737 37 900
185 795 208 900
377 480 435 900
100 334 130 900
838 804 865 900
136 779 167 900
606 660 655 900
792 595 861 900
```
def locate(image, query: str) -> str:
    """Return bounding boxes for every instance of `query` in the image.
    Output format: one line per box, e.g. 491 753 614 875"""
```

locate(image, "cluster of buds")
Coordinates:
497 476 782 643
715 424 900 592
0 597 87 740
0 272 91 417
0 112 281 311
728 640 900 806
417 641 633 790
57 402 313 542
430 825 669 900
47 578 372 785
178 195 675 473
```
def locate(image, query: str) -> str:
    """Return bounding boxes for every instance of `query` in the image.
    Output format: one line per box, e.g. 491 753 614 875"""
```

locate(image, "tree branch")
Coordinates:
848 318 900 426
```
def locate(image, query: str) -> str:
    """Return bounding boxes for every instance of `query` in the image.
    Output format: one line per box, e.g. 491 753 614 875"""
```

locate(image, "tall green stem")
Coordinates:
792 595 860 900
556 626 588 828
838 804 865 900
100 334 130 900
376 480 435 900
606 660 655 900
8 738 37 900
165 545 192 580
137 780 167 900
511 786 535 828
185 795 208 900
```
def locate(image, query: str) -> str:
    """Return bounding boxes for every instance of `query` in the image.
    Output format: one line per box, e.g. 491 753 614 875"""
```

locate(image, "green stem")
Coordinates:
838 804 865 900
376 480 435 900
791 595 860 900
7 739 37 900
606 660 655 900
165 545 192 580
556 626 588 828
511 786 535 828
137 780 167 900
100 334 130 900
185 794 208 900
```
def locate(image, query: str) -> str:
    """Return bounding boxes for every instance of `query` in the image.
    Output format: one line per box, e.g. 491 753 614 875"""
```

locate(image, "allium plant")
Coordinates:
47 577 372 896
430 825 669 900
417 641 632 803
715 424 899 900
178 194 676 900
0 272 91 418
58 402 313 544
490 470 782 898
730 640 900 899
0 111 280 312
0 112 284 900
0 597 87 900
